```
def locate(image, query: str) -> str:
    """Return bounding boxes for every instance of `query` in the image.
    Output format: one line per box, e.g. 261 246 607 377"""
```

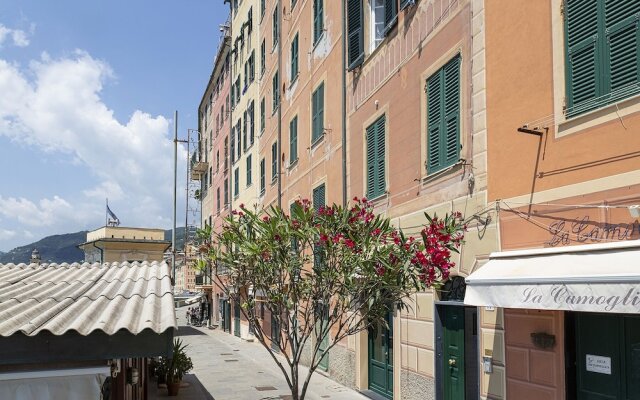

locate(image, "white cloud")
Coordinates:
0 23 32 47
0 196 75 226
0 50 187 239
0 229 17 240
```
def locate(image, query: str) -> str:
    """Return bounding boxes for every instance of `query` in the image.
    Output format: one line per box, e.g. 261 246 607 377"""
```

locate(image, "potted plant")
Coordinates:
166 339 193 396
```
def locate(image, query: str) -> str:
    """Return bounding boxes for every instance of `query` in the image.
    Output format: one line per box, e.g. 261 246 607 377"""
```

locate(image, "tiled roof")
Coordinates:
0 261 176 337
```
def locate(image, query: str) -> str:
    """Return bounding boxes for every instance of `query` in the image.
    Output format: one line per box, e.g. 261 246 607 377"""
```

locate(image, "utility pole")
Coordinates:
172 110 178 284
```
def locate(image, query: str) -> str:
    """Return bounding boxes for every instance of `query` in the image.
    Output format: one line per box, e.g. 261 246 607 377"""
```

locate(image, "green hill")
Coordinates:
0 231 88 264
0 227 189 264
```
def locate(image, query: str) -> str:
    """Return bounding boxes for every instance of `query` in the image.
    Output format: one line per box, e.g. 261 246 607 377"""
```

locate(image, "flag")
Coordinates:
107 204 120 226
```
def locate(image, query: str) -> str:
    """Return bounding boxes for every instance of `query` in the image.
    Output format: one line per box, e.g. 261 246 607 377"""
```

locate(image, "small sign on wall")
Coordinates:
586 354 612 375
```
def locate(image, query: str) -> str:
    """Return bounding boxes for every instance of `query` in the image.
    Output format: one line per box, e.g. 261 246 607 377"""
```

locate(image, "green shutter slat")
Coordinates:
366 123 376 198
375 116 386 197
605 0 640 103
605 0 639 28
290 117 298 162
347 0 364 70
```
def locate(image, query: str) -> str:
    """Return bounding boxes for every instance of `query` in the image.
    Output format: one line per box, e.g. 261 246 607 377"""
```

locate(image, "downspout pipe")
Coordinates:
229 1 234 216
277 0 283 209
92 242 104 264
341 0 347 207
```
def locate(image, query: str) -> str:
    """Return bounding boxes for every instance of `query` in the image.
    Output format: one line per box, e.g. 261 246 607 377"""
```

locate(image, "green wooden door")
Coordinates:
368 312 393 399
234 300 241 337
576 313 640 400
443 306 465 400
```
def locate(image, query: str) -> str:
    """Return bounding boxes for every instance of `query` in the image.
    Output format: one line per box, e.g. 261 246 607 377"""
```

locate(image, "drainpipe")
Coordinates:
92 242 104 264
277 0 283 209
341 0 347 207
229 1 234 216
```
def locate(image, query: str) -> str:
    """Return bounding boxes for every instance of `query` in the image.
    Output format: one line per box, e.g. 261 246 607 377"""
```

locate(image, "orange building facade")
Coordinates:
476 1 640 399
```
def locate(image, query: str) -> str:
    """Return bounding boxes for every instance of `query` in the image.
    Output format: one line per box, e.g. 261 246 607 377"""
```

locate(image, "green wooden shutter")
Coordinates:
231 126 236 164
272 141 278 181
565 0 600 116
312 84 324 143
366 123 377 198
366 115 386 198
234 168 239 196
260 158 266 193
260 98 265 132
443 55 460 167
375 116 386 197
314 0 324 44
384 0 398 34
290 116 298 163
426 70 442 173
605 0 640 103
291 34 299 80
246 154 252 186
426 55 460 173
313 184 326 208
347 0 364 70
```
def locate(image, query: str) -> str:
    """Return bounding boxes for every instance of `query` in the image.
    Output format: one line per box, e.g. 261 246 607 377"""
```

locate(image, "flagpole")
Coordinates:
105 198 108 227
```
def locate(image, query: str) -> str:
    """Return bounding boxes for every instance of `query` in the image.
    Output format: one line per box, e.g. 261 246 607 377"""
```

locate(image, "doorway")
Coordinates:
569 312 640 400
368 311 394 399
436 304 479 400
234 300 241 337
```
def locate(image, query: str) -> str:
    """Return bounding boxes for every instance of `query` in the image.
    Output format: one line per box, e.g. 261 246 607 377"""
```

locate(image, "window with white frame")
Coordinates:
369 0 385 53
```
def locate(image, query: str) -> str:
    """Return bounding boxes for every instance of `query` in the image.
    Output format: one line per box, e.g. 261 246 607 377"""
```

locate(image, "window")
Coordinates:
366 115 386 199
271 141 278 182
235 76 241 102
290 116 298 164
234 168 240 197
216 150 220 172
247 7 253 34
291 33 299 81
311 82 325 144
260 158 266 195
272 72 280 113
313 0 324 45
565 1 640 116
260 97 266 133
244 59 249 89
292 0 298 10
273 7 279 49
225 95 229 119
246 154 253 186
370 0 385 52
261 39 266 76
217 187 221 213
383 0 398 34
426 55 460 173
249 100 255 146
261 0 265 20
224 178 229 205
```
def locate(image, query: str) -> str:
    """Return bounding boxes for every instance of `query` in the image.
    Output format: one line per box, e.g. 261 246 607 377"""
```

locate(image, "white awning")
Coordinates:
465 240 640 313
0 367 108 400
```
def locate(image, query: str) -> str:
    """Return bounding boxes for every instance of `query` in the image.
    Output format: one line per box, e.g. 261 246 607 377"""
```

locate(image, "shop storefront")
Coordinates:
466 192 640 399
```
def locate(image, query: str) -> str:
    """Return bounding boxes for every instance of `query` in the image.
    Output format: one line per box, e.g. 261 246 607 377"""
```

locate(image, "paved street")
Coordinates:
150 308 369 400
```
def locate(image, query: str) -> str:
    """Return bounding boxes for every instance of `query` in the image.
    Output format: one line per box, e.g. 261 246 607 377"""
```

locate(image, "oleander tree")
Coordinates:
199 198 465 400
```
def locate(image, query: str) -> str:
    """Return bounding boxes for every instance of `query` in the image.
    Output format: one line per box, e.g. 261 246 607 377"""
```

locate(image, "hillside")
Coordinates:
0 227 190 264
0 231 87 264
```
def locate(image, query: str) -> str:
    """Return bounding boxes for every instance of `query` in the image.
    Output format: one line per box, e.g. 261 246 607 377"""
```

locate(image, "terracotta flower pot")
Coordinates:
167 381 181 396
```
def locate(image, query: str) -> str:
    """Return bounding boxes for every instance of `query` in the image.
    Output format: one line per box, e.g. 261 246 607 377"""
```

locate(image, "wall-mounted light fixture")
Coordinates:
531 332 556 349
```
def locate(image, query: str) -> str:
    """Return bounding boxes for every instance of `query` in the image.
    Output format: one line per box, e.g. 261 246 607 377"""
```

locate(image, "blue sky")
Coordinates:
0 1 229 251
